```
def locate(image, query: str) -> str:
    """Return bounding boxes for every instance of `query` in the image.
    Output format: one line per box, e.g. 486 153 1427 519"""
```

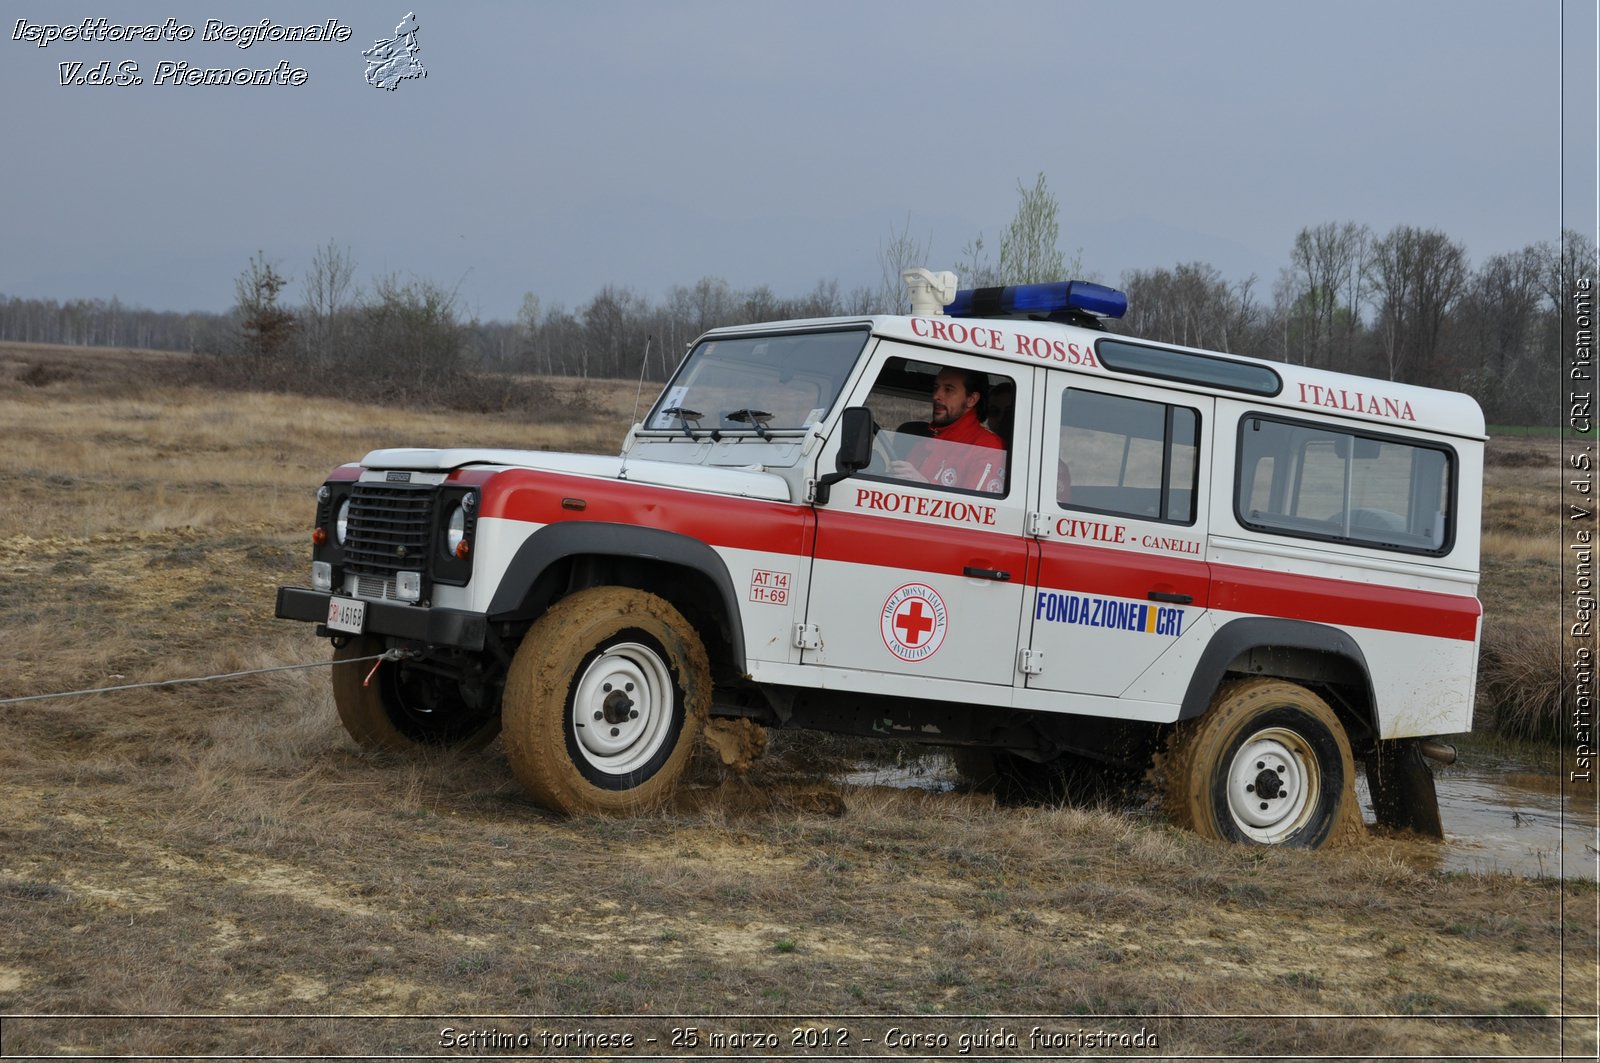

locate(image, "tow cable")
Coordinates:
0 648 417 707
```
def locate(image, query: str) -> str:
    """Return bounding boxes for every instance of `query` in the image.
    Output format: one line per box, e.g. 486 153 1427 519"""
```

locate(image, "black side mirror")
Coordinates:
814 406 874 505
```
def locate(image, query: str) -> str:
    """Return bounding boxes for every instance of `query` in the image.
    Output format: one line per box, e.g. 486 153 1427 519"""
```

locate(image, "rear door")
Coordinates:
1025 374 1213 697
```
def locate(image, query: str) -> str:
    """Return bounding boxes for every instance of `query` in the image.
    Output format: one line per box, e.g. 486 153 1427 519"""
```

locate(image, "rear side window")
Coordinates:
1236 416 1453 554
1059 389 1199 524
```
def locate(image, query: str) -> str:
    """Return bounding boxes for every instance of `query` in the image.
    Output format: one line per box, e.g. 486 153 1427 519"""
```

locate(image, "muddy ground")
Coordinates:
0 347 1595 1059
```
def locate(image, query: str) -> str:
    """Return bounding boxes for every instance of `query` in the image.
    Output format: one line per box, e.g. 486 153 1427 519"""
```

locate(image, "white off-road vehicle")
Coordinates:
277 270 1482 847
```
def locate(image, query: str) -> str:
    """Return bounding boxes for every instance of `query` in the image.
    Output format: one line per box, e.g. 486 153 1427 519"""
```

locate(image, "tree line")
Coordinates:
2 178 1593 423
1119 223 1593 425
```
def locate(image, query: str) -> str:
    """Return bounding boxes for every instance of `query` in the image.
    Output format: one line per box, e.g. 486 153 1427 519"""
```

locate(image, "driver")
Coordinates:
890 367 1006 494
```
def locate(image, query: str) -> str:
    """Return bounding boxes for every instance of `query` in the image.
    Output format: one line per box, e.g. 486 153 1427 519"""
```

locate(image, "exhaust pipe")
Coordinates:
1418 739 1457 765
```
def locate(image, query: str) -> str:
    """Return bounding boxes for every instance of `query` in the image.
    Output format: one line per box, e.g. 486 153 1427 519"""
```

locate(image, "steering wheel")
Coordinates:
867 430 897 475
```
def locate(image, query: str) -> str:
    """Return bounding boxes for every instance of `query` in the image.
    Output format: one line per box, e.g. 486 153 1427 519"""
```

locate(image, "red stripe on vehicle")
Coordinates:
1206 562 1480 642
482 470 813 556
1035 543 1211 605
813 509 1029 579
478 471 1478 643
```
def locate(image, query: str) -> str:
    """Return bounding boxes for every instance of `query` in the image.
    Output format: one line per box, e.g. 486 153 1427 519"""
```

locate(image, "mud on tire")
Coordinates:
1163 678 1359 849
501 587 710 815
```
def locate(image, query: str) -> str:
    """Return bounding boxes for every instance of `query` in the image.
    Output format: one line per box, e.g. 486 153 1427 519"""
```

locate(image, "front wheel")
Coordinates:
501 587 709 815
332 636 501 752
1163 678 1358 848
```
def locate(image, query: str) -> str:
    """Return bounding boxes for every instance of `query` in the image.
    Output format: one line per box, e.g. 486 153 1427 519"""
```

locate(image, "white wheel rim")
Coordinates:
570 641 675 776
1225 727 1320 844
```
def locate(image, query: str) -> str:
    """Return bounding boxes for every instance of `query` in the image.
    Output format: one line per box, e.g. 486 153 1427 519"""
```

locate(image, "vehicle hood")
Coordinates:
359 448 792 502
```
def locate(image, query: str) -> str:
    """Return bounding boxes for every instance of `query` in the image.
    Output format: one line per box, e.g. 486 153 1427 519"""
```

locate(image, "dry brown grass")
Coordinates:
0 344 1592 1057
1475 436 1572 738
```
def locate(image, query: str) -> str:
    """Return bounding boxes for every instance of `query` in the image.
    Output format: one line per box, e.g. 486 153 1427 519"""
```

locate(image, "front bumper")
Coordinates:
275 586 488 650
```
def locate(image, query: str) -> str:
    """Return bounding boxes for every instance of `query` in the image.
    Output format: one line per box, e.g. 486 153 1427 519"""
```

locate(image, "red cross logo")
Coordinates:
880 583 948 662
894 600 936 646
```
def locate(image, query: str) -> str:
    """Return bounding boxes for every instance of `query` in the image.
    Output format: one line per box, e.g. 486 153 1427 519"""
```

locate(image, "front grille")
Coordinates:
343 482 434 579
351 574 398 600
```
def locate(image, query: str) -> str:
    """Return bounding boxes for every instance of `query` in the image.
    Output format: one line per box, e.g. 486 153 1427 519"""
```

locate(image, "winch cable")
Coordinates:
0 648 412 707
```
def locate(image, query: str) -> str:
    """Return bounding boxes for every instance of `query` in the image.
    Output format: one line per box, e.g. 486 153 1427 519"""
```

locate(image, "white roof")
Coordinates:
705 313 1486 440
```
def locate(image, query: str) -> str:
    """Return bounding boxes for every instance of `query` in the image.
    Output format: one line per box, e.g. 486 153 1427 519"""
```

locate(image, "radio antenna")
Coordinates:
631 335 655 426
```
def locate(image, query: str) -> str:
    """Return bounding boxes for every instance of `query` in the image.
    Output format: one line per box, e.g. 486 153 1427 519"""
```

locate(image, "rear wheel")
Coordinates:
332 636 500 752
1163 678 1357 848
501 587 709 815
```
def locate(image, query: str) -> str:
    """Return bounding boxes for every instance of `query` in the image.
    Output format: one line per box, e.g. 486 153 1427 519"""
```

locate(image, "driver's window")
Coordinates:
857 356 1013 497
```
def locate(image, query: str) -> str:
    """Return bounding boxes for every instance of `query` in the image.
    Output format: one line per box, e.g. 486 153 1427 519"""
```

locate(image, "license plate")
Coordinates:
326 596 366 634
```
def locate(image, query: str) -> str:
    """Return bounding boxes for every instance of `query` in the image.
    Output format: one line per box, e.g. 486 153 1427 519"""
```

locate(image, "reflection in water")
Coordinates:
844 750 1599 880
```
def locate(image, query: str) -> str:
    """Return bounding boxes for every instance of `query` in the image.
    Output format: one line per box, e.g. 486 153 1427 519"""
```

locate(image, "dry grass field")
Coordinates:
0 343 1594 1058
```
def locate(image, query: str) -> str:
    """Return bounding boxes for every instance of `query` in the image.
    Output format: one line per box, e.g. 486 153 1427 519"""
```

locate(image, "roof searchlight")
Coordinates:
902 268 959 316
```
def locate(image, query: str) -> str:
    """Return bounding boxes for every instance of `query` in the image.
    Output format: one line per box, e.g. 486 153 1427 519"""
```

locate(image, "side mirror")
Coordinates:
814 406 874 505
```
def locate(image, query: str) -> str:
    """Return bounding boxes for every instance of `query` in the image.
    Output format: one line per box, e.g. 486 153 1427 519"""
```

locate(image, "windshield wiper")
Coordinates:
724 408 774 440
659 406 704 439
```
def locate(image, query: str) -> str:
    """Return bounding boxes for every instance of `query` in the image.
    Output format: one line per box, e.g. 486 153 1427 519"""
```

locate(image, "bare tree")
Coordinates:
354 274 467 391
1536 227 1599 311
516 292 545 373
669 277 734 335
300 241 358 368
1120 262 1260 353
1365 226 1468 384
1284 222 1370 367
581 285 646 379
1454 246 1544 418
876 214 934 313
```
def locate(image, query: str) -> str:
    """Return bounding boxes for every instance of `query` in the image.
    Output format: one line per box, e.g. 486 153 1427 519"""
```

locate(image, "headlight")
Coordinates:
336 498 352 544
445 504 469 559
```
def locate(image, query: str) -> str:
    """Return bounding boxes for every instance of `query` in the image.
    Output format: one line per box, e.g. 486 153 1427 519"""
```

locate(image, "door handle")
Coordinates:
1147 590 1193 605
963 566 1012 582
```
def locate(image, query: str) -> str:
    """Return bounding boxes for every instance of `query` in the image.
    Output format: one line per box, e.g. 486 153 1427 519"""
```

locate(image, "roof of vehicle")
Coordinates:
701 313 1487 441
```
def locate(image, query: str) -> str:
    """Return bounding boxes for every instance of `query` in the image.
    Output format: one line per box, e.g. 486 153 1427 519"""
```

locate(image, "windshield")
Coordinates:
645 328 869 434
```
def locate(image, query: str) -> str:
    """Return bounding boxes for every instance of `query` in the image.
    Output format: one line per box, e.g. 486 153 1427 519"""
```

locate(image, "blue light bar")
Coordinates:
944 280 1128 320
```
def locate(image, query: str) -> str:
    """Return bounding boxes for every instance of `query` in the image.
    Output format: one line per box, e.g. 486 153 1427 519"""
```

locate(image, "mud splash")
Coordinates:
699 718 769 774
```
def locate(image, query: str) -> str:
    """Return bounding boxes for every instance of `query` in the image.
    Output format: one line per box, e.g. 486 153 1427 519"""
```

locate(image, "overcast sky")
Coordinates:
2 0 1595 322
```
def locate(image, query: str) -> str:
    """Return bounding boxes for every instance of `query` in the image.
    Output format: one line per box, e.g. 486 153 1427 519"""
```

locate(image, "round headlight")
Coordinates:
336 498 352 544
445 504 467 558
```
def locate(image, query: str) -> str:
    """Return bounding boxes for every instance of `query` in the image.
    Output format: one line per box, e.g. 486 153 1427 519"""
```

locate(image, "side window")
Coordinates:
858 357 1013 496
1059 389 1199 524
1236 416 1453 553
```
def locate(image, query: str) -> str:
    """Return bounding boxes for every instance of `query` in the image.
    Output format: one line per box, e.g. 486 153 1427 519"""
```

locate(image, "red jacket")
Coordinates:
907 410 1007 493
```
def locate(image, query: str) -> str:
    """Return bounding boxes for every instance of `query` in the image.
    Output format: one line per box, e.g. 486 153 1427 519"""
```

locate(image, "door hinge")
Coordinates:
793 623 821 650
1027 511 1051 538
1018 648 1044 675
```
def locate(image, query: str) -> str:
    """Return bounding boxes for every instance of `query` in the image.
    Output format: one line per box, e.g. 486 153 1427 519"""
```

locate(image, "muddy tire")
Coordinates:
501 587 709 815
949 748 1001 787
332 636 501 752
1163 678 1356 848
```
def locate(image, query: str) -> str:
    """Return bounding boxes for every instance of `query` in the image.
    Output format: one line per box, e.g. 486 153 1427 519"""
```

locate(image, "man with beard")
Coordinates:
890 366 1007 494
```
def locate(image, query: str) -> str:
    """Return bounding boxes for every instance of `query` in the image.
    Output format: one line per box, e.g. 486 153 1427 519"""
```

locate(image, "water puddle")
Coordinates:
840 749 1599 880
1412 754 1597 880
